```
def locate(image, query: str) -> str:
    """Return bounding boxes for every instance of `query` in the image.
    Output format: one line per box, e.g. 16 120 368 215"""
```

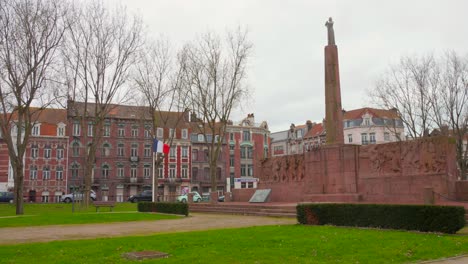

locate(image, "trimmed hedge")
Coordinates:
138 202 188 216
297 203 466 234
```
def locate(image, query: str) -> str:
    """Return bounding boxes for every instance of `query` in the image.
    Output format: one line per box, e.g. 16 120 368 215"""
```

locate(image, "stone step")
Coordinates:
302 193 362 203
189 204 297 218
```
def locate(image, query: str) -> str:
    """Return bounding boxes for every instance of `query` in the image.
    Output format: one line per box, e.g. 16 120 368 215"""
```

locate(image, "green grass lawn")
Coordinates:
0 203 180 227
0 225 466 263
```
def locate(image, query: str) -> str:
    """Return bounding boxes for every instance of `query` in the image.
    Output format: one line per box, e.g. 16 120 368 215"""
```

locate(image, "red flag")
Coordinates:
163 144 170 154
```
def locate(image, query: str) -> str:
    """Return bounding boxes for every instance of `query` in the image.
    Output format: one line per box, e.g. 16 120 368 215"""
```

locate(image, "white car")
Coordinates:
61 190 96 203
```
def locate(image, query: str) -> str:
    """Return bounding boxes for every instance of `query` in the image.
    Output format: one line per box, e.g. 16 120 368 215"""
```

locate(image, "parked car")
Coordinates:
128 190 153 203
0 192 14 203
218 195 225 202
176 191 202 203
61 190 96 203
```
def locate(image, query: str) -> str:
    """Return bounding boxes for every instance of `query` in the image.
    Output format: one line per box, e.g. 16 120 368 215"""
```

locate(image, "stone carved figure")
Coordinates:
325 17 335 45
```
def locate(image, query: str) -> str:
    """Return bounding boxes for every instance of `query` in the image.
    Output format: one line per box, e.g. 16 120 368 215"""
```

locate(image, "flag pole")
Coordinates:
152 151 155 202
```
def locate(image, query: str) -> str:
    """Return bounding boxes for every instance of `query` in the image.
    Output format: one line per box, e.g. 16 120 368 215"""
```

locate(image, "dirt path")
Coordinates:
0 213 296 245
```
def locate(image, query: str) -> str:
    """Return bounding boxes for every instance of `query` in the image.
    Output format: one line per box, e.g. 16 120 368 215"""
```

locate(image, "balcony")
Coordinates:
124 177 144 185
129 156 139 162
162 178 183 186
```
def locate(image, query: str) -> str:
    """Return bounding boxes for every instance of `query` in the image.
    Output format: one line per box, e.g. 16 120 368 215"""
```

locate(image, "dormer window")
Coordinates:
57 123 66 137
32 124 40 136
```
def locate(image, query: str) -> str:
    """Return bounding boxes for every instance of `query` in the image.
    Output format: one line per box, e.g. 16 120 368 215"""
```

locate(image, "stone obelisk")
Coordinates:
324 17 344 144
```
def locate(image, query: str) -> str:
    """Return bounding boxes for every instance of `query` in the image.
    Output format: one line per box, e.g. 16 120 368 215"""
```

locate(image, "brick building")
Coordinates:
67 101 193 202
22 109 69 202
225 114 270 191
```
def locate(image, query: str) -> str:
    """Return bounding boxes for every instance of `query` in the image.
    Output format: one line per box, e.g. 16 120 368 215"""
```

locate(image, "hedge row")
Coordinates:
297 203 466 234
138 202 188 216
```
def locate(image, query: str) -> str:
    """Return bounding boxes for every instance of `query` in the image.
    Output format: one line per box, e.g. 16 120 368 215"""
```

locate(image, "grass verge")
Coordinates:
0 225 466 263
0 203 180 227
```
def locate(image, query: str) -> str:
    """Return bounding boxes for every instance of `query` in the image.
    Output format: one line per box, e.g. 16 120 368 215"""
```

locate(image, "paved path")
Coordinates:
0 213 296 245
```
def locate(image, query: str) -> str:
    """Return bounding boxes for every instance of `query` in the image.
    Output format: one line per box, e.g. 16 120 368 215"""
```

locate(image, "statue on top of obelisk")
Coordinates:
324 16 344 144
325 17 335 45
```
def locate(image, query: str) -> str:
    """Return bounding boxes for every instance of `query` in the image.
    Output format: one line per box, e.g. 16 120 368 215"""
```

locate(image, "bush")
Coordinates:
138 202 188 216
297 203 466 234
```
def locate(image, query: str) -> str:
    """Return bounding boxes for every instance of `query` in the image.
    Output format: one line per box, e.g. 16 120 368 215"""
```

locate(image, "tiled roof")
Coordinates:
343 107 399 120
68 101 190 128
304 123 324 139
8 108 67 124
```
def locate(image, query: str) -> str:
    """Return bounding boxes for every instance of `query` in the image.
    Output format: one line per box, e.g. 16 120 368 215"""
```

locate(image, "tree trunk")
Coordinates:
14 161 24 215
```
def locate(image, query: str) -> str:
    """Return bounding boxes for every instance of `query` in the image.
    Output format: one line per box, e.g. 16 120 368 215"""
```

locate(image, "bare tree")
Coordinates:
0 0 67 214
183 28 252 199
133 38 189 201
371 55 438 139
372 52 468 180
62 1 142 205
430 52 468 179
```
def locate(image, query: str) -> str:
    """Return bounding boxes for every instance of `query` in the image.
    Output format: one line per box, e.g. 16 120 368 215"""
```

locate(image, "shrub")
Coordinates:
138 202 188 216
297 203 466 234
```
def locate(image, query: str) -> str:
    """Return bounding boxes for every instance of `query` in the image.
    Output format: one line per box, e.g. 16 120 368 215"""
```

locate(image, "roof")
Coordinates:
68 101 190 128
6 108 67 125
304 123 325 139
270 130 288 142
343 107 399 120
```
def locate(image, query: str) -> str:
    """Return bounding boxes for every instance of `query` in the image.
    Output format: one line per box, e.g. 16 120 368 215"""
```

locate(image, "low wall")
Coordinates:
232 188 256 202
255 136 459 204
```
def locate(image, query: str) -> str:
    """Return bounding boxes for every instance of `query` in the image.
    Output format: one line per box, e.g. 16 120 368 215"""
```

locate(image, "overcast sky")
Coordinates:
117 0 468 132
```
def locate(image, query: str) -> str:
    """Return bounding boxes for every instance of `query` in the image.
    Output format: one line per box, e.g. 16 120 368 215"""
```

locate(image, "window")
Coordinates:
384 132 390 141
157 127 163 138
103 125 110 137
192 149 198 161
197 134 204 142
240 146 253 159
88 124 94 137
32 124 40 136
192 167 198 180
169 128 175 138
144 130 150 138
73 122 80 136
169 146 176 158
43 166 50 180
181 165 188 179
71 164 79 178
30 166 37 179
182 129 188 139
230 155 234 167
248 164 253 177
102 164 109 179
117 165 124 178
57 147 64 160
72 142 80 156
241 182 246 188
41 194 49 203
230 133 234 141
31 145 38 159
369 133 376 144
217 167 222 180
56 167 63 180
102 143 111 157
158 165 163 178
130 165 137 178
169 164 176 178
364 118 371 126
143 165 151 179
229 145 235 150
144 144 151 157
118 128 125 137
361 133 368 145
296 129 303 139
181 146 188 158
57 125 65 137
248 182 254 188
117 143 124 157
348 134 353 143
243 131 251 141
241 164 246 177
131 143 138 157
131 128 138 137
